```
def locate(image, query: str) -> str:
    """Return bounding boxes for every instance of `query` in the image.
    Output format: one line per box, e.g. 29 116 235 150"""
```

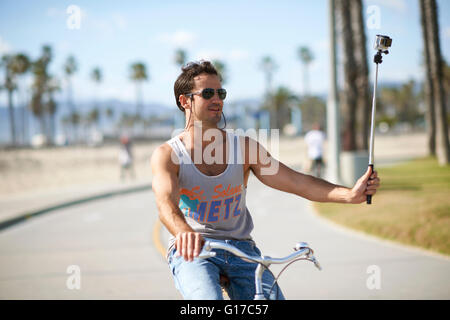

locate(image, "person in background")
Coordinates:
304 123 325 178
119 134 135 181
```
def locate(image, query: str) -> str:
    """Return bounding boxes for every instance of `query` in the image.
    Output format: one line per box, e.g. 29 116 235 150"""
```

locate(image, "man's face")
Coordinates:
188 73 224 126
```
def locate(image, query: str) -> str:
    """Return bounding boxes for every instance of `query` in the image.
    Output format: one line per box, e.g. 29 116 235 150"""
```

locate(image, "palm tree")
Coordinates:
174 48 187 68
90 67 102 132
336 0 358 151
105 107 114 120
30 45 52 140
419 0 436 156
381 81 422 128
299 96 327 132
1 53 31 146
212 60 227 85
1 55 17 146
46 76 60 144
297 46 314 96
10 54 31 145
130 62 148 119
259 56 278 129
350 0 371 151
422 0 449 165
86 108 100 139
271 86 299 130
91 67 102 86
64 55 78 141
260 56 277 95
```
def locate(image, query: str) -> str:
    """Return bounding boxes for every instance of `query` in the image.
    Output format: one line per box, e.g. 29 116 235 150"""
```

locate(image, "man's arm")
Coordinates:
243 136 380 204
150 144 203 261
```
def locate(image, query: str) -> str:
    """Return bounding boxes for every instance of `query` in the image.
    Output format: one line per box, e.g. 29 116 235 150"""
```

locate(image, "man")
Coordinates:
119 134 135 181
150 61 380 300
305 123 326 178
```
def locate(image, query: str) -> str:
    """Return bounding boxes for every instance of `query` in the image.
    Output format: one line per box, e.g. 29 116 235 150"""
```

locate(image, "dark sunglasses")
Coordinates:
186 88 227 100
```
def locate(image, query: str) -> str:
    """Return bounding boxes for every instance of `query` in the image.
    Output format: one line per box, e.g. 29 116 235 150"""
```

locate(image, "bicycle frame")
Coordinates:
198 241 321 300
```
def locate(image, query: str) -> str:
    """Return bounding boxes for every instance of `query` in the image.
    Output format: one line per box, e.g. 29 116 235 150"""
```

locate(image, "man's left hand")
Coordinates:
349 167 381 204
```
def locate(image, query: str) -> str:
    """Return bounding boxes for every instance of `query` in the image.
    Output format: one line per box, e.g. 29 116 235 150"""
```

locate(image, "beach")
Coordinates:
0 132 427 200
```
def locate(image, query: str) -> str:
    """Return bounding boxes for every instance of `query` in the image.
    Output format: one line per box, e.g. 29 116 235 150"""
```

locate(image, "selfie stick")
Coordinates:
367 36 390 205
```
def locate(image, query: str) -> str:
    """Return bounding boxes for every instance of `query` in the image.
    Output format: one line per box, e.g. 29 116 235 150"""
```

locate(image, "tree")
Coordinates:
2 55 17 146
174 48 187 68
46 76 60 144
90 67 103 132
130 62 148 119
259 56 278 128
63 55 78 142
422 0 450 165
30 45 52 141
270 86 299 130
1 53 31 146
419 0 436 156
299 95 327 132
86 108 100 137
336 0 358 151
380 81 422 128
260 56 278 95
212 60 227 85
297 46 314 96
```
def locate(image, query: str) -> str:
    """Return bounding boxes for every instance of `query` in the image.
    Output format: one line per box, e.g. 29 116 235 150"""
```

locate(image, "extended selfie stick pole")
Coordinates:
366 52 381 205
367 34 391 205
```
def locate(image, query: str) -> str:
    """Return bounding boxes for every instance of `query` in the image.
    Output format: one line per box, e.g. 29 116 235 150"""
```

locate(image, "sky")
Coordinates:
0 0 450 110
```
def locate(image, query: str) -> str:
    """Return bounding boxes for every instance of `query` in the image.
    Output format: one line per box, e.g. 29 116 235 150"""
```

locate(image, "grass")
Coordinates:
314 157 450 256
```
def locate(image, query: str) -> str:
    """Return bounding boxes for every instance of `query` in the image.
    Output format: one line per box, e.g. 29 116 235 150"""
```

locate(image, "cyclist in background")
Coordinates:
150 60 380 300
305 123 326 178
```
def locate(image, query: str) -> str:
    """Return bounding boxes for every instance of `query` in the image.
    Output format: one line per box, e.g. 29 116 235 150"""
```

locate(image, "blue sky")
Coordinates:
1 0 450 109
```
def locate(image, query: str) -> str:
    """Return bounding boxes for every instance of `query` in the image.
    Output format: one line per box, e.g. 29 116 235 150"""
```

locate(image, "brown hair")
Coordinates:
173 60 220 112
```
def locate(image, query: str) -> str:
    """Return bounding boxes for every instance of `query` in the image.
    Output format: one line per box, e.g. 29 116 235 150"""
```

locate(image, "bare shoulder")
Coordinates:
150 142 179 174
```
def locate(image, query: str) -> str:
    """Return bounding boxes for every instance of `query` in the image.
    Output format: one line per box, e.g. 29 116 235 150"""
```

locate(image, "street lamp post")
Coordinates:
327 0 341 184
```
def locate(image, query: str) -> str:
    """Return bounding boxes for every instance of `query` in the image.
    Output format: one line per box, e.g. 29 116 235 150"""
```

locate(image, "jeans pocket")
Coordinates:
168 249 179 275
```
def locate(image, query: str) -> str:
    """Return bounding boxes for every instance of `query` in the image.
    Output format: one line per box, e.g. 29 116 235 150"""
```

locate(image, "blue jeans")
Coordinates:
167 238 285 300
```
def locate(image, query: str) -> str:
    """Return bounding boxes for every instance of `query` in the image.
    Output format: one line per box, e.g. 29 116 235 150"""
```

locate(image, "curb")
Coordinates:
0 183 152 232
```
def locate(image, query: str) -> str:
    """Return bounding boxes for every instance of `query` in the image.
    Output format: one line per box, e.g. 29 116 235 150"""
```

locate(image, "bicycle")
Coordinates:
197 240 322 300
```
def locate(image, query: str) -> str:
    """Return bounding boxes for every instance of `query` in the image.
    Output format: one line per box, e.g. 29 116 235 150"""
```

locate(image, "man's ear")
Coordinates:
179 94 191 111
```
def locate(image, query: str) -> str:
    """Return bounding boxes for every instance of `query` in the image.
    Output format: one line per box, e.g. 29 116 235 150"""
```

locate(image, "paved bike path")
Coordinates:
1 172 448 299
159 174 450 299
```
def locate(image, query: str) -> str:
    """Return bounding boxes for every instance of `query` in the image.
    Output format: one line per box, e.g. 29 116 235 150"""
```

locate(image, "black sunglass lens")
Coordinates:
202 88 215 99
218 89 227 100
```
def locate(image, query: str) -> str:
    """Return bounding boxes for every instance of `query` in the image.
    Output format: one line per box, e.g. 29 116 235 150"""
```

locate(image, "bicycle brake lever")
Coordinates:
310 257 322 271
294 242 309 251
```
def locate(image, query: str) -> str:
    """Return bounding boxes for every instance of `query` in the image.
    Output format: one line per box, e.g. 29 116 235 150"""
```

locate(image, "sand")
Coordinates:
0 132 428 199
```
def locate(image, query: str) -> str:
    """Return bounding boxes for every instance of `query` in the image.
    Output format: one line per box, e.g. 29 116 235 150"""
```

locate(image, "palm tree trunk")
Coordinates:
7 89 16 146
337 0 358 151
420 0 436 156
351 0 370 151
424 0 450 165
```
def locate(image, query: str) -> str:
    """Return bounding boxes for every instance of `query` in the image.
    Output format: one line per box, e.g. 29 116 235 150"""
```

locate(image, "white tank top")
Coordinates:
165 130 254 254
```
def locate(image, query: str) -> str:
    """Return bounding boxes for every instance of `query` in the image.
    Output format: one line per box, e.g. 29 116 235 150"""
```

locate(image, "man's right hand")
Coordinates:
175 231 204 262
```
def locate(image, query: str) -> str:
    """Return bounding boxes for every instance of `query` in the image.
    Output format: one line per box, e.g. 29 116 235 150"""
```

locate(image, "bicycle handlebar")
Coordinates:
198 240 322 271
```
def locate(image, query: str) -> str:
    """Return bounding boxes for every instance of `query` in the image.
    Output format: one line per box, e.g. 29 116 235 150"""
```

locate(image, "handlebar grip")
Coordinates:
366 164 374 205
